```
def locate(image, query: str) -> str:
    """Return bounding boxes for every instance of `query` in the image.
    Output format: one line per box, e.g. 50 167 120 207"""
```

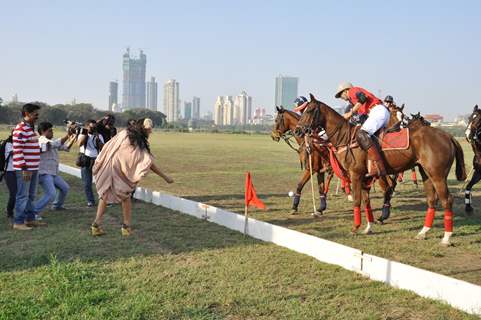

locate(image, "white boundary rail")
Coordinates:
59 164 481 316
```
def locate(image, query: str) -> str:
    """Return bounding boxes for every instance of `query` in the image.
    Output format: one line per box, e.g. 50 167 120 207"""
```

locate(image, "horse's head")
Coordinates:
271 106 287 141
294 94 325 138
466 104 481 143
409 112 431 127
388 103 408 127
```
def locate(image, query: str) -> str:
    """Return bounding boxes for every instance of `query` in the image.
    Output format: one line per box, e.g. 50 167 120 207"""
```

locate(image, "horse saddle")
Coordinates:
378 127 410 151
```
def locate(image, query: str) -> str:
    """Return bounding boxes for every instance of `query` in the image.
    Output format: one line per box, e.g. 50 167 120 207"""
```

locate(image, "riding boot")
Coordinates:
366 144 387 178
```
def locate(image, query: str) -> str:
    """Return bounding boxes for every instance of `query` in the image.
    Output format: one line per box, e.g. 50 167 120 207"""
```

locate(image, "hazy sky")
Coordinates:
1 0 480 119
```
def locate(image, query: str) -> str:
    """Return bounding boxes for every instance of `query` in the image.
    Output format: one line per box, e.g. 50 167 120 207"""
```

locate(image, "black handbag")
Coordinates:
76 153 90 167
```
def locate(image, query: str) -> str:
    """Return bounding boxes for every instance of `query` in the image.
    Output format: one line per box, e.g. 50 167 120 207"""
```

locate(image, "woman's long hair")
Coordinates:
126 118 151 153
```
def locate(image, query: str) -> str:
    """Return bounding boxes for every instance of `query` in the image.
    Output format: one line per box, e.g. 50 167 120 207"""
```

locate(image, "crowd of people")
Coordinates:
1 103 173 236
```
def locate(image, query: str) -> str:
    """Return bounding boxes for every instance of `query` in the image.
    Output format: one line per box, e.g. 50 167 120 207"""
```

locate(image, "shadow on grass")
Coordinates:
0 176 261 273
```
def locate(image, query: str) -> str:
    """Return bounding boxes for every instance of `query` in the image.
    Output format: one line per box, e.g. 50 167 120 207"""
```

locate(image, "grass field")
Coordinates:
0 175 478 319
0 128 480 318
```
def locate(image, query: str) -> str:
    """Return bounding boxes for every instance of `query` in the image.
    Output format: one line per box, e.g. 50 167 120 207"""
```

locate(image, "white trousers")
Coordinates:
361 104 390 136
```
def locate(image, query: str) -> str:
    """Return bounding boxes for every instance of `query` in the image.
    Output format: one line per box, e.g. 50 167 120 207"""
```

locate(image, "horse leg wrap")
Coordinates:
365 205 374 223
444 210 453 232
411 170 417 183
424 207 435 228
354 206 361 227
292 194 301 209
380 204 391 221
465 190 472 205
318 194 327 212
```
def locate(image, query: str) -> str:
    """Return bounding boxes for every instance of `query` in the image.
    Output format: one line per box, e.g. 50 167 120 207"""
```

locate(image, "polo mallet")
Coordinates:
459 166 474 195
305 136 318 216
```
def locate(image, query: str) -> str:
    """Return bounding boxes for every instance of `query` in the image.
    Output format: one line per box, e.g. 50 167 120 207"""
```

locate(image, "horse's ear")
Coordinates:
475 105 479 112
276 106 281 112
400 104 405 111
309 93 318 102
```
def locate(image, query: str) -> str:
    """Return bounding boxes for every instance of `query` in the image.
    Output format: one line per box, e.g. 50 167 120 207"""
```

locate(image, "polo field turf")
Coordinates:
0 129 480 318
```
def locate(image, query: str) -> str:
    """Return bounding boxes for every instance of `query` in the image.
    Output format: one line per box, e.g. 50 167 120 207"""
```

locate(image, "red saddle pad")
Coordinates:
380 128 410 151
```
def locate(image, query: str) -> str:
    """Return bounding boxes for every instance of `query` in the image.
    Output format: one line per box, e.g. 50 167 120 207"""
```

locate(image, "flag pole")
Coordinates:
244 205 248 236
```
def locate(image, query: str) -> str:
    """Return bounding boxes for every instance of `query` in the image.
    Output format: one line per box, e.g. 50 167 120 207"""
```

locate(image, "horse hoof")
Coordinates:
376 217 384 225
351 225 361 234
465 205 473 215
312 211 323 218
347 195 353 202
290 209 298 215
440 239 452 247
362 228 373 235
415 233 426 240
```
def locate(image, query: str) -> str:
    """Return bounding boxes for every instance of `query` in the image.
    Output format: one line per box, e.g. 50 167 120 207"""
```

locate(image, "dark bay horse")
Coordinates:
295 94 466 245
271 106 333 216
464 105 481 213
272 106 396 222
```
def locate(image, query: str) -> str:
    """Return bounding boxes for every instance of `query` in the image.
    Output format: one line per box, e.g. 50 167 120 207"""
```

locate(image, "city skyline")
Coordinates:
122 48 146 109
1 1 480 120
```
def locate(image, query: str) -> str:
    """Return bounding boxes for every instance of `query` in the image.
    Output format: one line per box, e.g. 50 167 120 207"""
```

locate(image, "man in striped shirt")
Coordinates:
12 103 44 230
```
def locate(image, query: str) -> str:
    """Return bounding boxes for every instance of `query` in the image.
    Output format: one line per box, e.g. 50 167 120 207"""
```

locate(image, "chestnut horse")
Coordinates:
271 106 333 216
464 105 481 213
295 94 466 245
273 106 397 222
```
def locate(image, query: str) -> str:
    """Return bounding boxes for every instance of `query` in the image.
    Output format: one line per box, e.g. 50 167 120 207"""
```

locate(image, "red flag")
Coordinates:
245 172 266 209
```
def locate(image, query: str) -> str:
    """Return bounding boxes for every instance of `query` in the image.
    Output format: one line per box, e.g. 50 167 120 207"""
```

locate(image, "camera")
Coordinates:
64 119 84 136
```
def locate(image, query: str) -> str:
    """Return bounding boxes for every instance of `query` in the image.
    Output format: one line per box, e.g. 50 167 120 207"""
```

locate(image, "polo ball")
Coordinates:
288 191 294 197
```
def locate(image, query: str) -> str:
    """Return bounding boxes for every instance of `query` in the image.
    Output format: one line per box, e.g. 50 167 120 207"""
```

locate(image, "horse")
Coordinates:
271 106 334 216
295 94 466 245
464 105 481 213
273 106 397 223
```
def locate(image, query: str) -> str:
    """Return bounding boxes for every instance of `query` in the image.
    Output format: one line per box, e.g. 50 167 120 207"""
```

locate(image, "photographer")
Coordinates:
33 122 74 219
77 119 104 207
96 114 117 143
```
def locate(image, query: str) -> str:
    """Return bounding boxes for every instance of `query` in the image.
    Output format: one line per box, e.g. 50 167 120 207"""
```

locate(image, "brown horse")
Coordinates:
271 106 334 216
295 94 466 245
273 106 397 222
464 105 481 213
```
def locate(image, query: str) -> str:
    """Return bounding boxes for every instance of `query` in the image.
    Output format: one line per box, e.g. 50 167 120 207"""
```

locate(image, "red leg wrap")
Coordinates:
365 204 374 223
444 210 453 232
354 206 361 226
424 207 435 228
411 170 417 182
345 183 351 194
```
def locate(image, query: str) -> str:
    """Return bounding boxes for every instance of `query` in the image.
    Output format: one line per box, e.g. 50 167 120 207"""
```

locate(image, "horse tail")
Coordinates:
452 137 467 181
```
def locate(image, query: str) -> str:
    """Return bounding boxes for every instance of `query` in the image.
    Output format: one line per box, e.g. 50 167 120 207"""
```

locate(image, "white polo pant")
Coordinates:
361 104 390 135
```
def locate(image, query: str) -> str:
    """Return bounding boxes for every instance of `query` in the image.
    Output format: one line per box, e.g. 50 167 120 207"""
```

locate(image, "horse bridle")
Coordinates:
275 111 301 153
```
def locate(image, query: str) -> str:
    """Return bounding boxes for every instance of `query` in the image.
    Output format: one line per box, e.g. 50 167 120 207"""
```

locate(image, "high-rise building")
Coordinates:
122 48 146 109
184 102 192 120
146 76 158 111
192 96 200 120
164 79 179 122
214 96 224 125
11 94 18 103
275 75 298 110
108 81 118 112
223 96 234 126
234 91 252 125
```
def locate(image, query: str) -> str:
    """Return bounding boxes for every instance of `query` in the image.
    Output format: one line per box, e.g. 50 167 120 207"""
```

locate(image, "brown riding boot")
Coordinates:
366 144 387 178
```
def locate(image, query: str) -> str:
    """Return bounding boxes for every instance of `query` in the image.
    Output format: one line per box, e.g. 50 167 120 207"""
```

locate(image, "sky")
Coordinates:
1 0 480 120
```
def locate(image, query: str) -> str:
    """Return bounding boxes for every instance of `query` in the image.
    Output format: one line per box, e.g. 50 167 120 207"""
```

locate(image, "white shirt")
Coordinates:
38 136 69 175
4 142 14 172
79 133 104 158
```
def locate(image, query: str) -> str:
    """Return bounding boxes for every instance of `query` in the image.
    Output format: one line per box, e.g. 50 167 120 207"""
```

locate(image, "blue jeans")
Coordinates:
81 165 95 204
34 174 70 214
14 170 38 224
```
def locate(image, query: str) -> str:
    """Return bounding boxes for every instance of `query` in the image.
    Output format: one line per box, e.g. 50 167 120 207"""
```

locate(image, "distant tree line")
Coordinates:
0 99 167 127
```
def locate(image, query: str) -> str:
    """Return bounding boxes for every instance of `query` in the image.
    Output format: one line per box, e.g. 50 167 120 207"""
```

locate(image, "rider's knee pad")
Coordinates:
356 129 373 151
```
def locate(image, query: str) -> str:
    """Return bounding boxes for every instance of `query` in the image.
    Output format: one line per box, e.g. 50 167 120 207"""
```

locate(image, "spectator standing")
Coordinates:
77 120 104 207
12 103 43 230
96 114 117 143
1 131 16 220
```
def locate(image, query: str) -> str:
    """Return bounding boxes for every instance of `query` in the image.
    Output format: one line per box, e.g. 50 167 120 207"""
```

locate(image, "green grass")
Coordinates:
0 175 478 319
63 131 481 285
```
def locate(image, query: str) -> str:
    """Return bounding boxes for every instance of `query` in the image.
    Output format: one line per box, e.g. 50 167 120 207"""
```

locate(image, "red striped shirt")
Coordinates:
12 121 40 171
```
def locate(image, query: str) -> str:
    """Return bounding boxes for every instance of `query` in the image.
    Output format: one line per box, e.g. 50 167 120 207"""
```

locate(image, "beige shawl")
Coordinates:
93 130 153 203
